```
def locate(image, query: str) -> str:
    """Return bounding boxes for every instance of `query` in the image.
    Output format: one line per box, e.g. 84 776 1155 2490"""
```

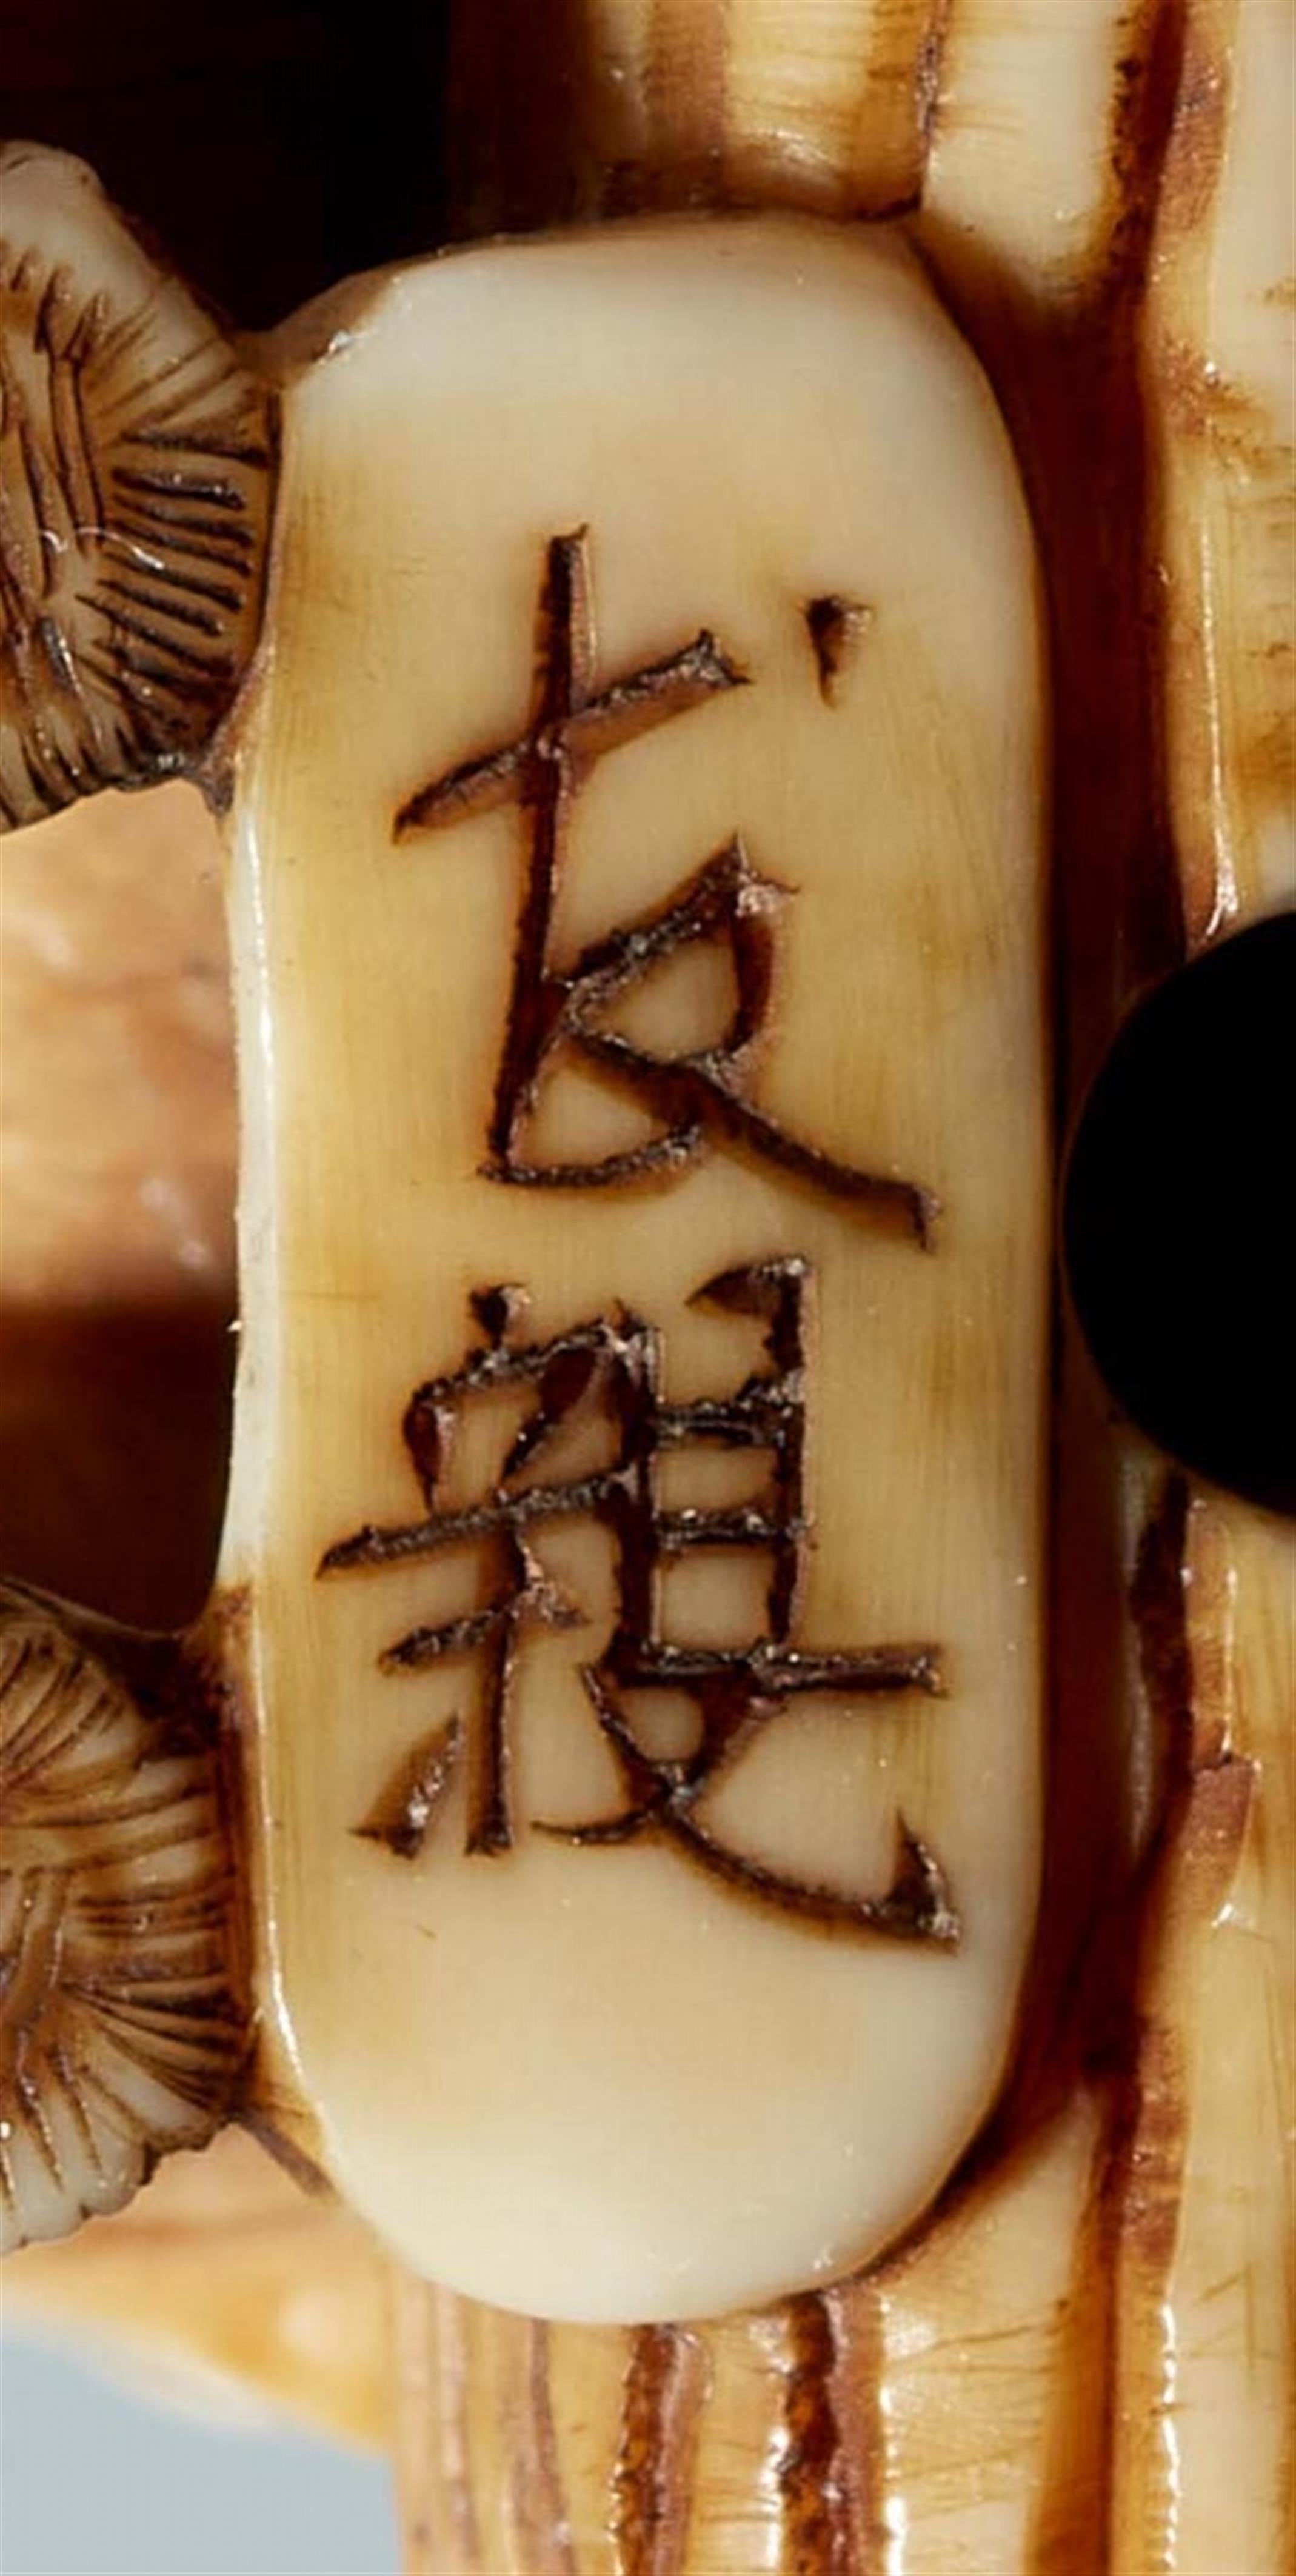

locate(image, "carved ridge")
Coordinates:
611 2325 706 2576
0 1584 245 2252
0 150 274 830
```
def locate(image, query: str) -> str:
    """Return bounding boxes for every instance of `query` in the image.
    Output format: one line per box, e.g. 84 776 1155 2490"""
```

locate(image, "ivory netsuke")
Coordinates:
219 218 1049 2321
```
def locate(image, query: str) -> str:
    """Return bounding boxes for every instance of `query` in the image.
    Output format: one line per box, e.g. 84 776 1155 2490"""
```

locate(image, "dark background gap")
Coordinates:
1 1 454 325
1064 910 1295 1520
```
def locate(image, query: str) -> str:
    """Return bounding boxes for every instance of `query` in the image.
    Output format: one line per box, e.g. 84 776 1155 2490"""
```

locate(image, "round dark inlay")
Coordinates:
1063 912 1295 1518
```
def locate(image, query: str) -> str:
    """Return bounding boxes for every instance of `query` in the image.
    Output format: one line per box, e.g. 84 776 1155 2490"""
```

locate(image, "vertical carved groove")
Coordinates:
1023 1469 1194 2576
1107 1478 1255 2573
1026 2105 1125 2576
1102 1473 1197 2576
825 2282 890 2570
611 2325 706 2576
772 2295 855 2576
858 0 954 213
1026 1468 1257 2576
1141 0 1243 949
506 2319 578 2576
393 2279 483 2576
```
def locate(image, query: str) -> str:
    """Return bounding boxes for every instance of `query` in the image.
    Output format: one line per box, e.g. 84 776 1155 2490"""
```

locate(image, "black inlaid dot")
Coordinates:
1063 913 1295 1518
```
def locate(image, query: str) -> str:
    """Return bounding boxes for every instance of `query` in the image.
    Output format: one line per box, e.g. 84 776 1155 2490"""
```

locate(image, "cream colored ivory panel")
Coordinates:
222 217 1048 2323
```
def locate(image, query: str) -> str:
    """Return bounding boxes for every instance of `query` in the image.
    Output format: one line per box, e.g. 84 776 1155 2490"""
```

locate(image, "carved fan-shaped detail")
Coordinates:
0 147 274 832
0 1585 244 2252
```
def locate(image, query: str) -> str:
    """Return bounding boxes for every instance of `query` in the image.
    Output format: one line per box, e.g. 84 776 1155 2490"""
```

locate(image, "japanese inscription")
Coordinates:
321 524 958 1946
235 215 1049 2314
322 1260 957 1946
395 530 934 1245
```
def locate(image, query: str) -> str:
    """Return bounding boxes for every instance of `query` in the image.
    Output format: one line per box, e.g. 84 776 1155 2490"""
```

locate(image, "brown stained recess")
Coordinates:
804 594 873 704
1092 1477 1254 2567
1156 334 1269 456
610 2326 706 2576
1024 2114 1125 2576
1008 1474 1198 2572
642 0 730 206
844 0 956 216
914 0 955 157
355 1716 464 1860
770 2295 853 2576
822 2283 891 2568
396 527 935 1244
1154 5 1231 243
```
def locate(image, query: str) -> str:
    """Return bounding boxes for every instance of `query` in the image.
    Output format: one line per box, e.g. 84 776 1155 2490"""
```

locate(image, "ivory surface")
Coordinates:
222 217 1048 2324
1 0 1292 2566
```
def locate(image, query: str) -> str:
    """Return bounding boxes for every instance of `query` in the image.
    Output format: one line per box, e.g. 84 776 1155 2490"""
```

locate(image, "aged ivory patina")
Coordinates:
0 152 1047 2320
222 216 1048 2320
1 0 1292 2553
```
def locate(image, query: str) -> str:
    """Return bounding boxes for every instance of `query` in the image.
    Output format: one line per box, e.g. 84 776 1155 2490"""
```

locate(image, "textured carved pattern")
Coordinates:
0 1585 244 2253
0 148 273 832
397 529 935 1241
322 1264 955 1942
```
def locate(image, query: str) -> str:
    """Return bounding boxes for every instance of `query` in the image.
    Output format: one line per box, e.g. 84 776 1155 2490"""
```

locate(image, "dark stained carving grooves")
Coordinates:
1060 1469 1199 2576
355 1715 464 1859
1025 2098 1129 2576
0 150 274 832
824 2283 891 2570
914 0 956 163
1109 1473 1255 2571
859 0 955 215
804 595 872 704
772 2295 855 2576
397 528 935 1244
611 2326 706 2576
324 1265 955 1946
0 1583 246 2251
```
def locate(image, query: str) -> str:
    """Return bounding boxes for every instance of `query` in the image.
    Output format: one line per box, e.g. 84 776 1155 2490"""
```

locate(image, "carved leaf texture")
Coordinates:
0 147 274 832
0 1587 243 2253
